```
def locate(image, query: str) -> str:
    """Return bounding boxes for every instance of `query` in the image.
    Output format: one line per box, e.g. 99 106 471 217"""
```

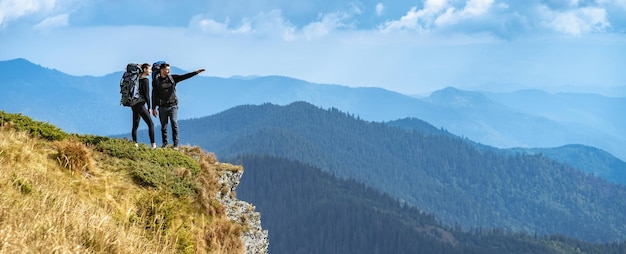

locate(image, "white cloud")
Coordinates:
0 0 82 30
542 6 609 35
33 13 68 31
191 9 357 41
376 3 384 16
435 0 493 26
246 10 296 38
378 0 455 32
192 17 231 34
190 9 297 40
463 0 494 16
379 7 416 31
375 0 624 38
0 0 56 28
378 0 496 32
302 12 353 40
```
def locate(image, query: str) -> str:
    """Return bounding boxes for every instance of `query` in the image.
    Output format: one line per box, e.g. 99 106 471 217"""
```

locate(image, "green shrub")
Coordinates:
93 138 202 197
129 160 199 197
93 138 141 159
0 111 68 141
76 134 111 146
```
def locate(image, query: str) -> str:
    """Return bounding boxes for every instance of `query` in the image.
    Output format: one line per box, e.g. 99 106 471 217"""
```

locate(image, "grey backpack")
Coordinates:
119 63 144 107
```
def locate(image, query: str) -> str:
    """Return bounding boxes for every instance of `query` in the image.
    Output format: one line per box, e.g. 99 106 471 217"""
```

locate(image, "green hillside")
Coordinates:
0 111 249 253
170 102 626 242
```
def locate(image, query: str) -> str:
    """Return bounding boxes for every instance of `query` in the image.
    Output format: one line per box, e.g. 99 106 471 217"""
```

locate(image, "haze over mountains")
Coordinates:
2 58 624 162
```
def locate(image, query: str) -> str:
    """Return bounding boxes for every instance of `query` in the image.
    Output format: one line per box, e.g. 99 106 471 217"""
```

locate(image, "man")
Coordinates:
151 62 205 148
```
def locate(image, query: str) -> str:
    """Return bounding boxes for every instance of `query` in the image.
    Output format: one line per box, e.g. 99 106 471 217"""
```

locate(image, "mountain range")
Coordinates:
2 58 623 163
129 101 626 243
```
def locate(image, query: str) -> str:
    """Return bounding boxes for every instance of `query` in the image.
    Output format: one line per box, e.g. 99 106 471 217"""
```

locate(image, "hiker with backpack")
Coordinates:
134 63 157 149
151 62 205 148
120 63 157 149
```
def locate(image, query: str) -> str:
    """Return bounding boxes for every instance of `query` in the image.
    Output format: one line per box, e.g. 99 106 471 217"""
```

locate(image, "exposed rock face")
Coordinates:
216 167 269 254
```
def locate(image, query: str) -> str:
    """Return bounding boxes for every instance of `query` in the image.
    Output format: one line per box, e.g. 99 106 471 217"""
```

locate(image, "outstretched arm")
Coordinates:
172 69 206 83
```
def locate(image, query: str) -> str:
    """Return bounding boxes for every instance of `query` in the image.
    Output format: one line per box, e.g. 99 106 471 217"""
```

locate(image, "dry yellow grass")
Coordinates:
0 126 243 253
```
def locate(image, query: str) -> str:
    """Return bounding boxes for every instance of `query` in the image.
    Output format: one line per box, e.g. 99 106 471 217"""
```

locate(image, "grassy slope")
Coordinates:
0 111 245 253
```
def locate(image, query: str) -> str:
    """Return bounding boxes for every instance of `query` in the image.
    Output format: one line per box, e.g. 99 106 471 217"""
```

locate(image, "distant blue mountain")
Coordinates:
2 58 624 162
484 89 626 142
0 58 126 134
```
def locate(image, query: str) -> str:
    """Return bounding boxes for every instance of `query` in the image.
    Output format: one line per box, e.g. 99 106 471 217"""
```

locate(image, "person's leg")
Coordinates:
131 106 141 143
170 106 179 147
138 105 155 145
158 106 169 147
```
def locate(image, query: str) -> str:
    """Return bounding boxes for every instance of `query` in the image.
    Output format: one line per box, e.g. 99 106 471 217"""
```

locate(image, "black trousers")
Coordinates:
158 105 178 147
131 103 155 143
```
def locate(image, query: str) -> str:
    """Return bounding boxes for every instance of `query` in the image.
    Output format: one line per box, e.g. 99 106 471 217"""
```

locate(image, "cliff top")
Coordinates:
0 111 265 253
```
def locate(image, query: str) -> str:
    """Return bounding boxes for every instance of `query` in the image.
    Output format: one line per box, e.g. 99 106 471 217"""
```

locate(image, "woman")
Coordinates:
131 63 157 149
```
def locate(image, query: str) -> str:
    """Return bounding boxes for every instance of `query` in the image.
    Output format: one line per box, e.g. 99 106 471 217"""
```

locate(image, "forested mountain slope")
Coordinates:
233 155 626 254
387 118 626 186
157 102 626 242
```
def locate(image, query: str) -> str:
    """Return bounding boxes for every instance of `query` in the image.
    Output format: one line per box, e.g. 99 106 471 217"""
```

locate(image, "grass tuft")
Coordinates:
54 138 95 173
10 173 33 194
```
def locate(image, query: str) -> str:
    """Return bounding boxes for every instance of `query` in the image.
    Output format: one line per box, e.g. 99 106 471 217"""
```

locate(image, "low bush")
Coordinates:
0 111 68 141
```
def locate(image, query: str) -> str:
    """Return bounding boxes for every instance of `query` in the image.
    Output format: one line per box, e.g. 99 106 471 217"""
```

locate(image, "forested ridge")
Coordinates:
164 102 626 242
388 118 626 185
232 155 626 254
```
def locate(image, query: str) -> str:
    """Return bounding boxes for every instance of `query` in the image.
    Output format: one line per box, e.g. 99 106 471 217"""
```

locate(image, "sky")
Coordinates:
1 0 625 96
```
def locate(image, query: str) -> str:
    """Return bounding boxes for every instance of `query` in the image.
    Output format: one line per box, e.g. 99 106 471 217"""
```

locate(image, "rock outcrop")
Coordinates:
216 167 269 254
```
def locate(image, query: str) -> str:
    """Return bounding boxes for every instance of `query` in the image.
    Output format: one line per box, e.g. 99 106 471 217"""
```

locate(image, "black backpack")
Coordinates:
151 61 166 81
119 63 144 107
151 60 174 84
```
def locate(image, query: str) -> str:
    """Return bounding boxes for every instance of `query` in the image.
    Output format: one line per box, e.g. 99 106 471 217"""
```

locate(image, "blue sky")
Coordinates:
1 0 625 96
